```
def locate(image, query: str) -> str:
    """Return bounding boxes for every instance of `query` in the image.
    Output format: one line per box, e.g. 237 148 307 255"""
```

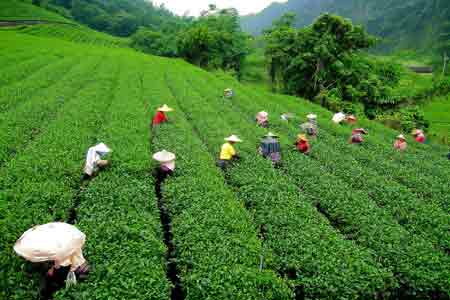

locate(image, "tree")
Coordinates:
264 13 401 115
177 6 249 75
131 28 177 57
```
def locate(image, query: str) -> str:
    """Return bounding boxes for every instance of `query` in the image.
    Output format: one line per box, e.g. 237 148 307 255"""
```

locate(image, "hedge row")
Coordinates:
195 68 450 298
164 62 395 300
0 55 104 165
143 59 293 299
212 74 450 252
54 55 171 300
0 54 122 299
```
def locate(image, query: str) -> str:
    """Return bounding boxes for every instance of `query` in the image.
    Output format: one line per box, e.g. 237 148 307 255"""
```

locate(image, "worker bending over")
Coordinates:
218 135 242 170
349 128 368 144
412 129 426 143
300 114 318 137
295 134 310 154
259 132 281 166
394 134 407 151
256 111 269 128
152 104 173 126
153 150 176 182
83 143 111 179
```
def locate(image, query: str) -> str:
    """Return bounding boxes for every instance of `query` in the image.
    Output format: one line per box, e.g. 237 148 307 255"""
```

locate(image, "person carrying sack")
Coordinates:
153 150 176 183
152 104 173 126
300 114 318 137
256 111 269 128
349 128 368 144
14 222 89 297
218 135 242 170
394 134 408 151
259 132 281 166
295 134 310 154
83 143 111 179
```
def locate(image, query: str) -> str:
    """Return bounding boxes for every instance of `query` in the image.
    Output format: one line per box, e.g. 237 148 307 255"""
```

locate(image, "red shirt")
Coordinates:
415 134 425 143
152 111 167 125
297 141 310 153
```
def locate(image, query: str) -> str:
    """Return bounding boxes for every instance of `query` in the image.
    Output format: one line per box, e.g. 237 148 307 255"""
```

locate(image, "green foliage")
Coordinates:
177 7 249 75
265 13 403 117
131 28 177 57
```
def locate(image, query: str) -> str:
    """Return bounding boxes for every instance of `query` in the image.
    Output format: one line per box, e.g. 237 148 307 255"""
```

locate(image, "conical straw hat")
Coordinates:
14 222 85 263
397 134 406 140
264 132 278 138
258 111 268 118
297 134 308 141
157 104 173 112
224 135 242 142
307 113 317 119
153 150 176 163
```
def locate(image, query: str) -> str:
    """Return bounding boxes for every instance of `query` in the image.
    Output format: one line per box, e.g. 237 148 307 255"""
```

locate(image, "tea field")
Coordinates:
1 24 450 300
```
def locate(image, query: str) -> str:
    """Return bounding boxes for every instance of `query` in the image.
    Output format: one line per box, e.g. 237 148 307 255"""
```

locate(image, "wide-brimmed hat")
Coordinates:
297 134 308 141
157 104 173 112
347 115 357 121
224 88 233 92
224 135 242 142
397 134 406 140
412 129 423 136
257 111 269 118
307 114 317 119
264 132 278 138
354 128 368 134
153 150 176 163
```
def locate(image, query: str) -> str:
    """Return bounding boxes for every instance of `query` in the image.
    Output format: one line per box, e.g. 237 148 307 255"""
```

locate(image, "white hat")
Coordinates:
224 135 242 142
93 142 111 155
332 112 346 123
157 104 173 112
307 114 317 119
397 134 406 140
257 111 268 118
264 132 278 138
14 222 85 263
224 88 232 92
153 150 176 163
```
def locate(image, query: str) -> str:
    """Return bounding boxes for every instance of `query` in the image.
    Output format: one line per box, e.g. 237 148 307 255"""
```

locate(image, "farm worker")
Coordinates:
224 88 234 98
346 114 357 125
349 128 368 144
14 222 89 296
218 135 242 170
259 132 281 165
295 134 310 154
153 150 176 183
256 111 269 128
300 114 318 137
280 112 293 121
152 104 173 126
332 112 346 124
394 134 408 151
412 129 426 143
83 143 111 179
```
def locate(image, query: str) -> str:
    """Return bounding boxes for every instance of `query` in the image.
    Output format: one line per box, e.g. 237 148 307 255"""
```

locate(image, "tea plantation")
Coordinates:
1 20 449 300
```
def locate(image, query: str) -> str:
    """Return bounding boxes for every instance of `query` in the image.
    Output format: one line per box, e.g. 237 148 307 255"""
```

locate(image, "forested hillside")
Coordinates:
242 0 450 52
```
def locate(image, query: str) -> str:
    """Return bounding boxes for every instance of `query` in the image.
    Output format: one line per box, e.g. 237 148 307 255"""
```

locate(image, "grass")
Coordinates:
423 95 450 144
0 0 72 23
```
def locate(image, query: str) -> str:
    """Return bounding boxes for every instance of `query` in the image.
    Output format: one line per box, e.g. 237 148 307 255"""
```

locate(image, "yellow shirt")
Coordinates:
220 142 236 160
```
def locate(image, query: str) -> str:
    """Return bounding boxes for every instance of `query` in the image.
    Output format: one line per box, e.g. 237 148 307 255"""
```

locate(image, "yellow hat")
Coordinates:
297 134 308 141
157 104 173 112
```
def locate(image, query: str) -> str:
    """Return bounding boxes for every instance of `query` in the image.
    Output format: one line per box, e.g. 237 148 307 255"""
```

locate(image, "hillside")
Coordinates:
1 19 450 300
241 0 450 52
0 0 72 23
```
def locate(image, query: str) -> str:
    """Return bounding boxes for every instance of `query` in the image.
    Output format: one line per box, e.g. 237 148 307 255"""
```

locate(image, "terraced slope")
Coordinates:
1 28 449 300
0 0 71 23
